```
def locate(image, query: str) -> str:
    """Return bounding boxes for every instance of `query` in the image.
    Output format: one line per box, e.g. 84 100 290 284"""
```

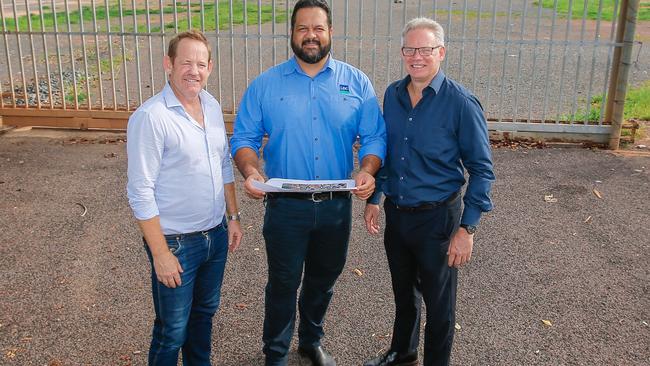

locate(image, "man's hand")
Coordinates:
447 228 474 268
364 203 381 234
153 250 184 288
353 170 376 200
243 171 265 199
227 220 243 251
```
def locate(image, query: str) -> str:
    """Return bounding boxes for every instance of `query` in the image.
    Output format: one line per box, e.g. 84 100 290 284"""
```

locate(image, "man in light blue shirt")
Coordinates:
127 30 242 365
230 1 385 365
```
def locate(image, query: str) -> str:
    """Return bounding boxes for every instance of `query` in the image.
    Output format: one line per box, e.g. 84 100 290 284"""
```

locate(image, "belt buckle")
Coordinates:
311 192 323 203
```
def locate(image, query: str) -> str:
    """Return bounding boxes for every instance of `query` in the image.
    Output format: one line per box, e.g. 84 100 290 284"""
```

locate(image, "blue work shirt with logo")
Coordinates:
231 56 386 180
369 71 495 226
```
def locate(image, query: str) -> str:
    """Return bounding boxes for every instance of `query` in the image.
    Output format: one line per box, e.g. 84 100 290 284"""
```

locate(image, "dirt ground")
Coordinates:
0 129 649 366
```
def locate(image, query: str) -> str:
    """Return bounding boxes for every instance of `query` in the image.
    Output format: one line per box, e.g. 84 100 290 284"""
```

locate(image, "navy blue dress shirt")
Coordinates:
369 71 494 226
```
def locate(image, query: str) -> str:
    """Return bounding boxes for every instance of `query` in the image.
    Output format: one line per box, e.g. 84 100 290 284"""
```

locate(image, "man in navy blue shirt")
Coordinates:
230 1 386 365
364 18 495 366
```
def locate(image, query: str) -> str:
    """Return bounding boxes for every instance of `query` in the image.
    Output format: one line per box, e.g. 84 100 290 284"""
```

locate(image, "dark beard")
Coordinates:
291 37 331 64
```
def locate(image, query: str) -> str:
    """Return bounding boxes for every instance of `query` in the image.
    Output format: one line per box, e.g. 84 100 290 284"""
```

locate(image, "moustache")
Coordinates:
302 38 321 46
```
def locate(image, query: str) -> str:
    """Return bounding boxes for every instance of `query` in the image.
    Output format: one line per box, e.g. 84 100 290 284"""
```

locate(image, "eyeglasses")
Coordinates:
401 46 442 57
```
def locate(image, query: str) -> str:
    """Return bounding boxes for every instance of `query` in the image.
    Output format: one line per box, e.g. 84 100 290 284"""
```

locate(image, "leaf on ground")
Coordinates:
592 189 603 199
353 268 363 276
48 360 63 366
455 323 461 330
584 216 592 223
541 319 552 327
543 194 557 203
235 303 248 310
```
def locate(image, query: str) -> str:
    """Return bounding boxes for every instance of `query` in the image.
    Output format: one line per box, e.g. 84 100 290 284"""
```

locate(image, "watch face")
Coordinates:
462 225 477 234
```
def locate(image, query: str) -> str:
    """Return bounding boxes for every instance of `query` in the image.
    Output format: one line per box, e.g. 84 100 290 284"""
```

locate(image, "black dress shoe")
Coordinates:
363 350 418 366
297 345 336 366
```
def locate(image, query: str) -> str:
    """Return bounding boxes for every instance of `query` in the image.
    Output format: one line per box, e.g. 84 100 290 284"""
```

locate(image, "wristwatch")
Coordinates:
227 212 241 222
460 224 477 235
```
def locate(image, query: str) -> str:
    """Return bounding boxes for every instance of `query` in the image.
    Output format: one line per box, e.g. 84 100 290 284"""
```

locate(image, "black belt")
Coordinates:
386 191 460 212
163 223 222 240
266 191 351 202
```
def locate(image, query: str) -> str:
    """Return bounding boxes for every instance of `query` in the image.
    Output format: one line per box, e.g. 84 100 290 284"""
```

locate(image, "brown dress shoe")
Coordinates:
363 350 418 366
298 345 336 366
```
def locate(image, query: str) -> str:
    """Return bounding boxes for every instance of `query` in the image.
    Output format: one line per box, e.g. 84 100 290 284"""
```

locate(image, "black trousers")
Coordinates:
383 194 462 366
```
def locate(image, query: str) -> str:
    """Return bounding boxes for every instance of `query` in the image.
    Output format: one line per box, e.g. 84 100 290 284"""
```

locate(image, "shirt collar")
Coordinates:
283 54 336 76
162 81 208 109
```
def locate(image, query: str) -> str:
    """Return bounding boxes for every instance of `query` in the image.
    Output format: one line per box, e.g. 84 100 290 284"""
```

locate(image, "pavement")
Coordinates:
0 129 648 365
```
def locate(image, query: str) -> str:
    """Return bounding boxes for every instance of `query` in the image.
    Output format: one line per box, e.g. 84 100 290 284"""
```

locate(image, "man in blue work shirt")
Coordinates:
230 1 386 365
363 18 495 366
127 30 243 365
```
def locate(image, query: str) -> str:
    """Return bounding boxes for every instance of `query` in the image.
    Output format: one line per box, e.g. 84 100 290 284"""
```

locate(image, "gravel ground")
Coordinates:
0 130 648 365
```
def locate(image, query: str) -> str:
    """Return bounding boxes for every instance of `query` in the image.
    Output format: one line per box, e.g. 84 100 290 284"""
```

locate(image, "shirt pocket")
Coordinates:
410 127 457 160
261 94 305 134
326 94 361 132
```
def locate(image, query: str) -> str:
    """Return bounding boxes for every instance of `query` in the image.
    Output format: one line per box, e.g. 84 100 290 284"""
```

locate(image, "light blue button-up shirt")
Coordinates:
230 56 386 180
127 83 234 235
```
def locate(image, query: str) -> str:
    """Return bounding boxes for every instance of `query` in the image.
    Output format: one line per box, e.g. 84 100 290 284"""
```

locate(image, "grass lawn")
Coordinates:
2 1 286 33
534 0 650 21
571 81 650 122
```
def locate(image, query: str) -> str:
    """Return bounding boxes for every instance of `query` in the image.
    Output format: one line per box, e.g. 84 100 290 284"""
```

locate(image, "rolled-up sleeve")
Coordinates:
231 79 265 157
357 80 387 163
126 110 163 221
221 135 235 184
458 96 495 226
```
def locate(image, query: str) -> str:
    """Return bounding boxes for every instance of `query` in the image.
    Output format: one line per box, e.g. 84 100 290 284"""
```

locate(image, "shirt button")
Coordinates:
313 117 317 120
404 137 408 141
313 96 316 99
401 157 405 160
400 176 404 180
315 156 319 160
314 138 318 141
400 195 404 199
316 175 320 179
408 117 412 121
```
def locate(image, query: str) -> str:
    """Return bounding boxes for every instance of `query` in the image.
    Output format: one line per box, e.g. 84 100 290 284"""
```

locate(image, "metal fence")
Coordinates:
0 0 645 143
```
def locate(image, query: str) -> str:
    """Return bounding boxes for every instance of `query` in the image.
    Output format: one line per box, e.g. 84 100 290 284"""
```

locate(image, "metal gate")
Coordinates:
0 0 645 146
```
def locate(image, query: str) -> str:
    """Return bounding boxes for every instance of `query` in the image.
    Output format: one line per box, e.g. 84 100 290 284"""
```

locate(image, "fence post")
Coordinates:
607 0 640 150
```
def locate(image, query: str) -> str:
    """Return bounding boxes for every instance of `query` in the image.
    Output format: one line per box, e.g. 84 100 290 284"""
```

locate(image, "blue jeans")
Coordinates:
144 221 228 366
261 196 352 366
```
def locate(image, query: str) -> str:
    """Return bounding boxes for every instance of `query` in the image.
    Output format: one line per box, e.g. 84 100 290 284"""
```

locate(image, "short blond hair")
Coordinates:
401 17 445 47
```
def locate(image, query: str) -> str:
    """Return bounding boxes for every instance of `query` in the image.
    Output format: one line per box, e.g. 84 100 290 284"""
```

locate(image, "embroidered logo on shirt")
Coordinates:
339 84 350 95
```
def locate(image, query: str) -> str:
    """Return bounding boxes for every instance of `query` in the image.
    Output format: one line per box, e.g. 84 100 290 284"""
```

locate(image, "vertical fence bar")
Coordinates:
584 0 606 124
105 0 116 109
370 0 377 85
257 0 262 75
38 0 54 108
285 0 289 60
470 0 482 93
272 0 276 65
541 0 560 123
569 0 590 124
229 0 235 112
200 0 205 31
357 0 363 67
442 0 452 70
512 0 529 121
145 0 155 97
527 0 545 122
483 0 498 115
458 0 468 85
214 0 222 104
497 0 513 122
24 0 41 108
53 0 67 109
244 0 250 87
118 0 130 109
12 0 28 107
0 0 15 107
384 0 393 91
132 0 142 105
173 0 178 32
554 0 574 122
64 0 79 109
343 0 349 64
187 0 192 29
91 0 105 108
599 0 620 125
78 0 92 110
159 0 167 86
